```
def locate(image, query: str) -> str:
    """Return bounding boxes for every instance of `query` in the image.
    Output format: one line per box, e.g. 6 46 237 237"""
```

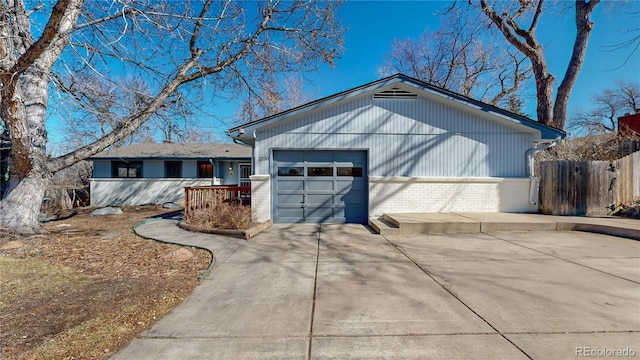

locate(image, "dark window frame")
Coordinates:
278 167 304 176
337 167 363 177
111 161 143 178
307 167 333 176
164 161 182 178
197 161 214 178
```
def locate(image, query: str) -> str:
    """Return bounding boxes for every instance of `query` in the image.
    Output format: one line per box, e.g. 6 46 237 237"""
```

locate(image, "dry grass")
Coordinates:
0 206 210 359
183 203 255 231
536 134 640 162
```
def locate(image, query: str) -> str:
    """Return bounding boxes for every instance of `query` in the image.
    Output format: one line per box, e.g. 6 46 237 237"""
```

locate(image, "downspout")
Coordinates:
526 140 559 205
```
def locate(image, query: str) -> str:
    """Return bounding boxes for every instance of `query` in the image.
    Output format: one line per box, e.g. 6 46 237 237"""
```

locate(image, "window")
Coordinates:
112 161 143 178
337 167 363 177
278 167 303 176
197 161 213 178
307 167 333 176
165 161 182 178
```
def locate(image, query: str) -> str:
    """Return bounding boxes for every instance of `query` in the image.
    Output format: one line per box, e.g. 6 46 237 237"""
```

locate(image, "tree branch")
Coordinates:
48 54 199 173
9 0 81 75
529 0 544 33
552 0 600 129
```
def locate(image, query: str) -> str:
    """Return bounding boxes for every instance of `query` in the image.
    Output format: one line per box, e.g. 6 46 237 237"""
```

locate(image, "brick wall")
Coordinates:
368 177 535 216
250 175 271 222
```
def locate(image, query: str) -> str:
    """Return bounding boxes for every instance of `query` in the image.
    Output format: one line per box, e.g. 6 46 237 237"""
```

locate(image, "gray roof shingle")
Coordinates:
90 143 251 159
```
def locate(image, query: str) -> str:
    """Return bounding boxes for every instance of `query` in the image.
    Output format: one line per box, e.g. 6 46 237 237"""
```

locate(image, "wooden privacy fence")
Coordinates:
184 186 251 220
539 151 640 216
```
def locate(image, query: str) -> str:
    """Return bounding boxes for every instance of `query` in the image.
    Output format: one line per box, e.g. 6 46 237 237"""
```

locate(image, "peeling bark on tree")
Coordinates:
0 173 48 234
0 0 344 234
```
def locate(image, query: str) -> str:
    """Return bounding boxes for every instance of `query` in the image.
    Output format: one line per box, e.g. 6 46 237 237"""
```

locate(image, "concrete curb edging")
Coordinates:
371 213 640 241
132 218 216 281
564 223 640 241
177 220 273 240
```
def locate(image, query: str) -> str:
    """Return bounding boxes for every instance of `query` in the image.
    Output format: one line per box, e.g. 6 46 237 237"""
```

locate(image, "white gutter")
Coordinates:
526 140 560 205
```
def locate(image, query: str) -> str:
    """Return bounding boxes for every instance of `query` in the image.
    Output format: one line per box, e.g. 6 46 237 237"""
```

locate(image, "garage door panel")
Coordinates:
344 205 366 222
307 180 334 191
305 152 334 162
339 191 366 204
274 150 367 224
307 194 334 205
276 207 304 221
277 179 304 191
336 179 365 192
277 152 304 162
277 194 304 205
306 206 333 220
334 151 365 162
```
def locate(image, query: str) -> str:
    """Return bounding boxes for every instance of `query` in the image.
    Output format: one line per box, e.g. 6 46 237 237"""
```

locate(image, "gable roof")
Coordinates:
90 142 251 160
229 73 565 141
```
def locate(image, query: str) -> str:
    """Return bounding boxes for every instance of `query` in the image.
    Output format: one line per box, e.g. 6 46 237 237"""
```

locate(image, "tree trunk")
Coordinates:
0 172 48 234
530 54 555 127
0 67 52 234
552 0 600 130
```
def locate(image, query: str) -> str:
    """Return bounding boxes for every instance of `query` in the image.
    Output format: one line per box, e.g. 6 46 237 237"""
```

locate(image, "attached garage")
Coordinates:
229 74 565 224
273 150 367 223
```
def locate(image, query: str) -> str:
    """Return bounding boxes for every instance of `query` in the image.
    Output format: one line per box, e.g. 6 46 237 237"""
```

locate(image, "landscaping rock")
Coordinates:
100 233 119 240
1 240 26 250
162 248 194 262
91 207 123 216
162 202 181 209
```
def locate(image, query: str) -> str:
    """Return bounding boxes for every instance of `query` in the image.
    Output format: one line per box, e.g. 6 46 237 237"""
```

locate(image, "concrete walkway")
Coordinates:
371 212 640 239
113 219 640 359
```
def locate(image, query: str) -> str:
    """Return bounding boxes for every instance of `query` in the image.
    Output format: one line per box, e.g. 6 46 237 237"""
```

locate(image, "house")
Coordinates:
618 112 640 137
90 142 252 206
228 74 565 224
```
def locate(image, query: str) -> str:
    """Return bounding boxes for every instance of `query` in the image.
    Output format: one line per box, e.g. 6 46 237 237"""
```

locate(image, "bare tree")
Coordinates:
478 0 600 130
234 74 314 124
379 8 531 109
0 0 344 234
569 81 640 134
54 74 204 145
603 9 640 67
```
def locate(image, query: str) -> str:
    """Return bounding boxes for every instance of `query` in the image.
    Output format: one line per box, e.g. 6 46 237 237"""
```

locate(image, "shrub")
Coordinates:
184 203 255 231
536 134 640 162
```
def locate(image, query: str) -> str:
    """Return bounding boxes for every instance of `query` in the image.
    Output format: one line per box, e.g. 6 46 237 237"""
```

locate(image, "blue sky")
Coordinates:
47 1 640 148
309 1 640 120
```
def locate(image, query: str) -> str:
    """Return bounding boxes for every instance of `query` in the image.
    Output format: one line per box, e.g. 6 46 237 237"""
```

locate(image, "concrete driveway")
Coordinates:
114 223 640 359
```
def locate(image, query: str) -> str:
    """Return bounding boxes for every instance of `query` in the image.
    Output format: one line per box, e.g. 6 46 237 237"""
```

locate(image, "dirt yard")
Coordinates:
0 206 210 359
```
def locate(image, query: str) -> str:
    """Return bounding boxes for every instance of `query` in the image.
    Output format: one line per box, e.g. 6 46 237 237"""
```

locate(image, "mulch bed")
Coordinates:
0 206 211 359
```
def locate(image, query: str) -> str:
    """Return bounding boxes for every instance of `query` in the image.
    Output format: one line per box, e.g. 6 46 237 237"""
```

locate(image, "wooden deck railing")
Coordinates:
184 186 251 220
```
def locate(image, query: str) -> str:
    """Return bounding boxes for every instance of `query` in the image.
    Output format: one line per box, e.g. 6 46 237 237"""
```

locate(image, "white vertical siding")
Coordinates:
254 94 535 177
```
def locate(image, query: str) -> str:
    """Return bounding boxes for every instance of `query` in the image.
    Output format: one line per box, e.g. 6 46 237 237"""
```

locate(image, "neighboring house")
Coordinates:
618 112 640 137
229 74 565 224
90 143 252 206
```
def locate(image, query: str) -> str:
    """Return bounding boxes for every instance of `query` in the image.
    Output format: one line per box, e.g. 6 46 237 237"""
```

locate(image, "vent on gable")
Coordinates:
373 87 418 100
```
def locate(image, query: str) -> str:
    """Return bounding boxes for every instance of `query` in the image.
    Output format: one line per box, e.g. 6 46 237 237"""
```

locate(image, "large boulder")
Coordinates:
91 207 123 216
162 202 181 209
162 248 194 262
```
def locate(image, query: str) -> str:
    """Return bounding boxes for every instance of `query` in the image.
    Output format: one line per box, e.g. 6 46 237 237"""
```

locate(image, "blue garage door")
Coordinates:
273 150 367 224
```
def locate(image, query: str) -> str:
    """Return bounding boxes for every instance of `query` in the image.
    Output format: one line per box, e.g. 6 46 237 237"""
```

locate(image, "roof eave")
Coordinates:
229 73 566 140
